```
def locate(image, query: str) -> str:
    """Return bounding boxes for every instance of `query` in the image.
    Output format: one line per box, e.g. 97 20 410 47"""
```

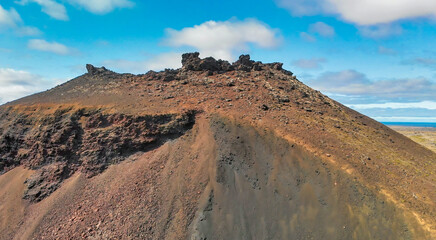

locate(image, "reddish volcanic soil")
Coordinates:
0 53 435 239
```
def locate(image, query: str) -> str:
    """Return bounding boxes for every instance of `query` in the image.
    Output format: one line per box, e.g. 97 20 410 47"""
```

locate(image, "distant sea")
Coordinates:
382 122 436 128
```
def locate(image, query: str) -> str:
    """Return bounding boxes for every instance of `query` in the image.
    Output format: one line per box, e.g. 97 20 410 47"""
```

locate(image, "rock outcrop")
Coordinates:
86 64 107 75
0 106 196 201
181 52 292 75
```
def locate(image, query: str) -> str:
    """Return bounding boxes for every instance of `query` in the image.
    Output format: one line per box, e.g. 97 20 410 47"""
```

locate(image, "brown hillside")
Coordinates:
0 53 435 239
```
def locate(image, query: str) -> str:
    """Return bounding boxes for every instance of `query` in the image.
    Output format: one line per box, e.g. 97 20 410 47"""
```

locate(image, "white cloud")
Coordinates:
16 0 133 19
0 5 21 27
68 0 134 14
309 22 335 37
348 101 436 110
277 0 436 25
28 39 72 55
359 24 402 38
0 4 42 35
16 0 68 20
145 52 182 71
378 46 397 55
0 68 48 104
300 32 316 42
292 58 326 69
15 26 42 36
164 19 282 61
275 0 331 16
103 52 182 73
314 69 370 89
35 0 68 20
328 0 436 25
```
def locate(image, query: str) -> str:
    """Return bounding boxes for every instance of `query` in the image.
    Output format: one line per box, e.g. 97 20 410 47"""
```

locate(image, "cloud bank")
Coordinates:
306 69 436 100
292 58 326 69
0 68 46 104
28 39 72 55
277 0 436 25
309 22 335 37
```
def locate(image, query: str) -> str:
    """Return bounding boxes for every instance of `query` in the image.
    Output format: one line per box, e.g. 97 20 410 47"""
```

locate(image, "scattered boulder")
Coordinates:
232 54 264 72
233 54 253 71
181 52 201 71
261 104 269 111
266 62 283 70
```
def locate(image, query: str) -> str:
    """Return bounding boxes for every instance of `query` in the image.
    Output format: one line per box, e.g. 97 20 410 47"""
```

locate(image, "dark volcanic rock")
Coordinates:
233 54 254 71
179 52 292 75
0 107 197 201
23 162 69 202
234 54 252 66
181 52 201 70
181 52 234 72
85 64 126 79
267 62 283 70
86 64 109 75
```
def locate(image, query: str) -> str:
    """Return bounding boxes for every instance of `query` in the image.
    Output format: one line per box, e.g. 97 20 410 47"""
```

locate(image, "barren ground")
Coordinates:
389 126 436 153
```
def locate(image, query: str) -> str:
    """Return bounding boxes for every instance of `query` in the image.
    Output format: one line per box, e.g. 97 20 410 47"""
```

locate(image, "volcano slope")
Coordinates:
0 53 435 239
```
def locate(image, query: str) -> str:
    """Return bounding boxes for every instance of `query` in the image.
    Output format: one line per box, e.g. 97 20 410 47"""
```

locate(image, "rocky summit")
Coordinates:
0 53 435 239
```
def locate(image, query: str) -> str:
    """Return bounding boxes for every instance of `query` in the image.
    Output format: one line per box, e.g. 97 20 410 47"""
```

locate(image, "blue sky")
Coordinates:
1 0 436 122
